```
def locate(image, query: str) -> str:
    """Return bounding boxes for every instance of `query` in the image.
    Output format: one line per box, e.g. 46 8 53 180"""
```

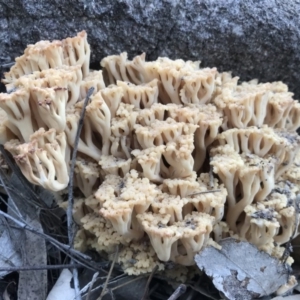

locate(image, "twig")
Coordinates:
98 246 119 300
187 189 221 196
0 210 92 262
110 276 148 292
141 265 159 300
0 177 60 221
82 274 140 298
73 268 81 300
0 145 43 206
67 87 94 300
0 204 25 260
188 284 219 300
0 264 81 272
185 288 196 300
107 288 115 300
83 272 99 300
67 87 94 245
148 282 159 297
0 170 22 218
0 148 64 244
0 160 71 259
167 284 187 300
103 272 127 284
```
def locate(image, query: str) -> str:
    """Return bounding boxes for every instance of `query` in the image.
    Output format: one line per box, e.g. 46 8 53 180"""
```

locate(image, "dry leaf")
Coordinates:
8 175 47 300
0 222 22 278
16 216 47 300
46 269 75 300
195 238 289 300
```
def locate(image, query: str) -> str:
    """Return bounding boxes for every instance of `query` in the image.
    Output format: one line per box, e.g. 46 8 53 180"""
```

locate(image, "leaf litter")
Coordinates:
195 238 292 300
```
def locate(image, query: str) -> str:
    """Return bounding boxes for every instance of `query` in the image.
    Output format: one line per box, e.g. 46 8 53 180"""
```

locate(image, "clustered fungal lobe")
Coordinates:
1 32 300 277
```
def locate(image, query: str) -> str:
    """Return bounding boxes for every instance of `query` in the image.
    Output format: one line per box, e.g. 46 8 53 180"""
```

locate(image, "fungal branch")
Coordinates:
1 31 300 279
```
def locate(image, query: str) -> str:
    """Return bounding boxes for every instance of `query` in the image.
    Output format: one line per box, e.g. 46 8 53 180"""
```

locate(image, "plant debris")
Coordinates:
195 238 290 300
46 269 75 300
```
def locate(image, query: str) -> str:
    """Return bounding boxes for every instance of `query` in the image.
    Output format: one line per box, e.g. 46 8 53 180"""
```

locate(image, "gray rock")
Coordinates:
1 0 300 97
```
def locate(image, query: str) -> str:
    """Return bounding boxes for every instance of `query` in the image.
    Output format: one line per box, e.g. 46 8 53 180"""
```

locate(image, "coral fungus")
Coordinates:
1 32 300 277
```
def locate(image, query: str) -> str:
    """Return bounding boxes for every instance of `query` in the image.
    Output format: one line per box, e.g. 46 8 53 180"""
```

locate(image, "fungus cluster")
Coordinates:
1 32 300 276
